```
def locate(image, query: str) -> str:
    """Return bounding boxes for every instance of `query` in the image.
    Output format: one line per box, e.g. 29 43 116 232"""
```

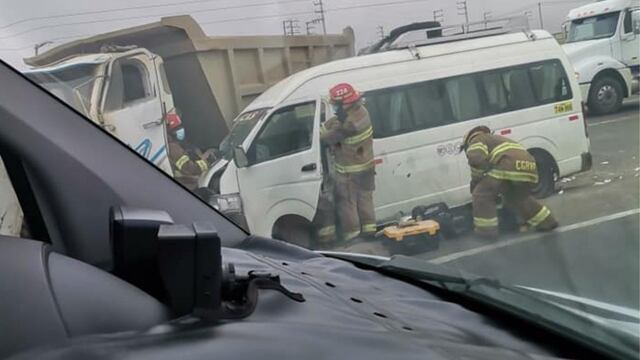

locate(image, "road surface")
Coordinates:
342 98 640 309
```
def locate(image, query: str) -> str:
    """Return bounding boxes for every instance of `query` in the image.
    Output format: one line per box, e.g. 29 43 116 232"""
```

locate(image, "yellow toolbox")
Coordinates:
382 219 442 254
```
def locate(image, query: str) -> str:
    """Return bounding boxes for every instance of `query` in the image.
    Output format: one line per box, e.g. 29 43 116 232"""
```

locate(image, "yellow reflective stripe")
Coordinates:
470 167 485 176
527 206 552 226
466 142 489 155
344 231 360 240
488 169 539 183
317 226 336 237
474 217 498 227
175 155 190 170
196 160 208 173
489 142 526 163
335 159 374 174
343 126 373 145
361 223 377 233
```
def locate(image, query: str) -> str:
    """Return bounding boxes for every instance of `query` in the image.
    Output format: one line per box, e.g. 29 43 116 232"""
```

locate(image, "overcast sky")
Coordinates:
0 0 591 69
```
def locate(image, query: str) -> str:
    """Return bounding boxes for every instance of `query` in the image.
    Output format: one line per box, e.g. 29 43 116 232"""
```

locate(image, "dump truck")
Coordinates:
24 15 356 153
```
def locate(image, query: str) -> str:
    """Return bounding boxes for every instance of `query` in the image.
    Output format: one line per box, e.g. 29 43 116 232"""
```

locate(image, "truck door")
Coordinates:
621 8 640 69
236 100 322 237
101 55 171 174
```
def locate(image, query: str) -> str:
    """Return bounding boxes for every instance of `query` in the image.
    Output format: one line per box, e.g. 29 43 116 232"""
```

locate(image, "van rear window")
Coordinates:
365 59 572 139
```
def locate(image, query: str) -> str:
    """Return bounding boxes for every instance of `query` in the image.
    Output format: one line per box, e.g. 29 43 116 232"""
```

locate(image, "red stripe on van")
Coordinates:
374 158 383 165
569 115 580 121
500 129 512 135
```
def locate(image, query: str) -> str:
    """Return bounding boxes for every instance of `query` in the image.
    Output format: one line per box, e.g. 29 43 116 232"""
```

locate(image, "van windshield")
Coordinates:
567 11 620 43
26 64 101 116
219 108 269 160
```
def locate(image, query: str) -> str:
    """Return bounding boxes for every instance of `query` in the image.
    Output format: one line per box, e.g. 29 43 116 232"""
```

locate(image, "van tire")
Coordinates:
272 217 313 249
530 152 556 199
588 76 623 115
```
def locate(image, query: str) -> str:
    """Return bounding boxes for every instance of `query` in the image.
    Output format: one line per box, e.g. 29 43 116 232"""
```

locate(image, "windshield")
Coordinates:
219 108 269 160
567 11 620 43
25 64 100 115
0 1 638 356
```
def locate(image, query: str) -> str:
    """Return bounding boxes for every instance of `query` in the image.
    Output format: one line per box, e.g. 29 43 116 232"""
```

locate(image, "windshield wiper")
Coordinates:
322 252 639 360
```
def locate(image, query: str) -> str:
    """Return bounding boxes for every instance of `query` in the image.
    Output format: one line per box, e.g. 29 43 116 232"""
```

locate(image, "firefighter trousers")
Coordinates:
472 176 557 238
335 172 376 241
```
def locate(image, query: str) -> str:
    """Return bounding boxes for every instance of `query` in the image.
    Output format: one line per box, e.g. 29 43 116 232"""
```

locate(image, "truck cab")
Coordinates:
25 48 176 174
563 0 640 114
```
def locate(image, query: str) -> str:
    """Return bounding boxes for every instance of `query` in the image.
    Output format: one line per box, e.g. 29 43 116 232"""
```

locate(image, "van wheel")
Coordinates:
588 76 623 115
272 217 313 249
530 152 556 199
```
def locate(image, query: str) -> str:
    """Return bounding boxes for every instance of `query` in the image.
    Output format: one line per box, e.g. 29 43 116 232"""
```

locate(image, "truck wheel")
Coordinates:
273 219 313 249
531 153 556 199
588 76 623 115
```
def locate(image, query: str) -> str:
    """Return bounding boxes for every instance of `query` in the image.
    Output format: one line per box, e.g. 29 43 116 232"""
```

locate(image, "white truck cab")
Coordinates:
563 0 640 114
202 18 593 246
25 48 176 174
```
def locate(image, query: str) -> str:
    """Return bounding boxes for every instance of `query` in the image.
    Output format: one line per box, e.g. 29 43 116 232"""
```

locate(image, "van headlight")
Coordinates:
210 193 243 213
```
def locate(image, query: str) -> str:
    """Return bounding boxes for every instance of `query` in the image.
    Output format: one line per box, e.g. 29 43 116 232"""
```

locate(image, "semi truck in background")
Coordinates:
563 0 640 115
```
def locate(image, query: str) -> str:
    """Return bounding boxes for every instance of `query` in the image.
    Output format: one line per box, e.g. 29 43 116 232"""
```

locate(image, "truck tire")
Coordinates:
588 76 623 115
531 152 556 199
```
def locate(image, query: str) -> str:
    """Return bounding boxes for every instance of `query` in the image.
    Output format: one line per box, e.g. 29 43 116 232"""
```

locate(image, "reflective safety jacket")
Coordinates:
320 105 374 175
168 139 208 177
465 133 538 184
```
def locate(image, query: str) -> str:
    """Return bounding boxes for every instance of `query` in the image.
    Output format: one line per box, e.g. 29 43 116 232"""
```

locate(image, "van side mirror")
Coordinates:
233 146 249 168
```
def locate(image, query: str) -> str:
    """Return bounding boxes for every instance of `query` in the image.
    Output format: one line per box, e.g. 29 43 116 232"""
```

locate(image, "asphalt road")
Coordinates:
342 98 640 309
429 97 640 309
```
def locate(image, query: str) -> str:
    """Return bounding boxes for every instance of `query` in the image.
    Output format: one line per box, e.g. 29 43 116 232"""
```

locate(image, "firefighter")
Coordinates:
167 114 209 190
461 125 558 238
315 83 376 243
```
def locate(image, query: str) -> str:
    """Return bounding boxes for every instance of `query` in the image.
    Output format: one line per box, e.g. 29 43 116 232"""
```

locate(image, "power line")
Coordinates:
0 0 309 40
313 0 327 35
433 9 444 23
456 0 469 24
202 0 433 26
0 0 226 30
282 19 300 35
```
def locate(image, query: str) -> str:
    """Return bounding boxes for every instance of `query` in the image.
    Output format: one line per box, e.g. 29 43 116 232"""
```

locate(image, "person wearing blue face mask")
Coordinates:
167 112 209 190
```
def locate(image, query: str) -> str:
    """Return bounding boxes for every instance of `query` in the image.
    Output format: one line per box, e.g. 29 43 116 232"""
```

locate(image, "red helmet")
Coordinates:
329 83 361 105
166 112 182 131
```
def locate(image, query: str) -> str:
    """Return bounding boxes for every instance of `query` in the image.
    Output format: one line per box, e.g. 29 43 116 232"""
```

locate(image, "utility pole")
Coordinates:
456 0 469 25
433 9 444 23
376 25 385 40
537 2 544 29
313 0 327 35
483 11 492 28
282 19 300 36
306 20 316 35
34 41 53 56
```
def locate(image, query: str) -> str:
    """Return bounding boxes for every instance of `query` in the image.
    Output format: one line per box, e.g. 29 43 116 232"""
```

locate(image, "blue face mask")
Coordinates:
175 128 186 141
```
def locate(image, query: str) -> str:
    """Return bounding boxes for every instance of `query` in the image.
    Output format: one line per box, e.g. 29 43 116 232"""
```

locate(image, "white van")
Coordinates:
202 19 592 245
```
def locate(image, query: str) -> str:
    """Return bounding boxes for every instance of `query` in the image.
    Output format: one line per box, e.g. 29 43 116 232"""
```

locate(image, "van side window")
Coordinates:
503 68 537 110
248 102 315 164
529 61 571 103
407 81 451 129
366 91 413 138
444 75 483 122
479 72 509 114
624 10 633 33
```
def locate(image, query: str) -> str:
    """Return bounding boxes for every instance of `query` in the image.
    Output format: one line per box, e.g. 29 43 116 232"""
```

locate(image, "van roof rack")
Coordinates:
360 16 531 55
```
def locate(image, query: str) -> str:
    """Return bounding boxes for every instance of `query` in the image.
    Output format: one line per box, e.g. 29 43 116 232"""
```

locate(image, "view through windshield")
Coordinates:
567 11 620 43
0 0 638 353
